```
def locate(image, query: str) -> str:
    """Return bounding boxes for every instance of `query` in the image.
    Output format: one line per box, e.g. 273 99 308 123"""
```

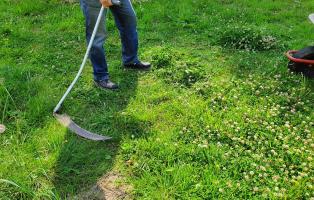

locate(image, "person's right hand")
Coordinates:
99 0 113 8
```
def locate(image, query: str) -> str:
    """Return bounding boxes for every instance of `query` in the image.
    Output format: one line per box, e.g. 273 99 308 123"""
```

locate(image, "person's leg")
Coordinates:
109 0 139 65
80 0 109 81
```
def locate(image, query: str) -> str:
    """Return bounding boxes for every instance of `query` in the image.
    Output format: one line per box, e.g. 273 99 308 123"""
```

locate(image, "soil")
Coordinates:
72 171 132 200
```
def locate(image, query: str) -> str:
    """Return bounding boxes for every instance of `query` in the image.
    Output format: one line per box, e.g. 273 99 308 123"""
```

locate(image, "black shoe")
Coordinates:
94 79 119 90
124 61 151 70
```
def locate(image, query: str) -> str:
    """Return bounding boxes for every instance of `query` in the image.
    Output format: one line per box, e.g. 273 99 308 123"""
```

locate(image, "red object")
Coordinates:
286 50 314 65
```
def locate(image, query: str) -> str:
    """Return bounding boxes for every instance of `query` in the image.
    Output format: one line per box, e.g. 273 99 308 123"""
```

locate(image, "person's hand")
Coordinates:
99 0 113 8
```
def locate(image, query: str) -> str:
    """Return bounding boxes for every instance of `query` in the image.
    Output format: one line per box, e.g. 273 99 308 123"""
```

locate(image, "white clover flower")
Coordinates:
227 181 232 188
260 166 266 171
198 144 208 148
272 175 280 182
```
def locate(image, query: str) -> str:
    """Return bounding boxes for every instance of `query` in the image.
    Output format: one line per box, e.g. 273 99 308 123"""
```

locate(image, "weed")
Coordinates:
219 26 280 51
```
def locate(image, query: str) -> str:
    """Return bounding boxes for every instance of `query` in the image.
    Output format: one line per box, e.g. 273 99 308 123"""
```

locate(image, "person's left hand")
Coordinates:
99 0 113 8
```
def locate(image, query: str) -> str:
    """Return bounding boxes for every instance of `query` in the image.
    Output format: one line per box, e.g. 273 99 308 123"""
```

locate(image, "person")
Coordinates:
80 0 151 90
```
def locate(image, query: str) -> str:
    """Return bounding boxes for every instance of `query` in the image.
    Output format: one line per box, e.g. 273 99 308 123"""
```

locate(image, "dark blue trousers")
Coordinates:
80 0 139 81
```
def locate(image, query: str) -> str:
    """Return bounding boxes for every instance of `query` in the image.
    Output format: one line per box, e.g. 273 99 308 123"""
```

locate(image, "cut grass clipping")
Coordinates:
151 47 206 88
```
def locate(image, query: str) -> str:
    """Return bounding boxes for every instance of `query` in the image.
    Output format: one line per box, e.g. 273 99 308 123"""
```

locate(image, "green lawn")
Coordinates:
0 0 313 199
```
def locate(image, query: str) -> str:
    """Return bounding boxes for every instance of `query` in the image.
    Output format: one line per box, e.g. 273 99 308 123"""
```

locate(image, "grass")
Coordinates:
0 0 313 199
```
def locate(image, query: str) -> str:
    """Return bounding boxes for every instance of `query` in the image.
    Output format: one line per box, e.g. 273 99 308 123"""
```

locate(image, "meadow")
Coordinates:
0 0 313 199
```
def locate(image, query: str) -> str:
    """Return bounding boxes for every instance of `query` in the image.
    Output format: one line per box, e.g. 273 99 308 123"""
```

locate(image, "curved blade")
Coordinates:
54 113 112 141
309 14 314 24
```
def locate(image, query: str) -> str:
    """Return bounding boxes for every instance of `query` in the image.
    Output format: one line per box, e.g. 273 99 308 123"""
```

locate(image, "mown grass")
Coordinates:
0 0 313 199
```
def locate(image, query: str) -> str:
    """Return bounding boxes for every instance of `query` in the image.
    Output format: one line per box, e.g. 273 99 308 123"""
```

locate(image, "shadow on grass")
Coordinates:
52 69 150 197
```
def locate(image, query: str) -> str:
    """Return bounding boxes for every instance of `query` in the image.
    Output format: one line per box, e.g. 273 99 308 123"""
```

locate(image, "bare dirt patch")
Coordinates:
72 171 132 200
